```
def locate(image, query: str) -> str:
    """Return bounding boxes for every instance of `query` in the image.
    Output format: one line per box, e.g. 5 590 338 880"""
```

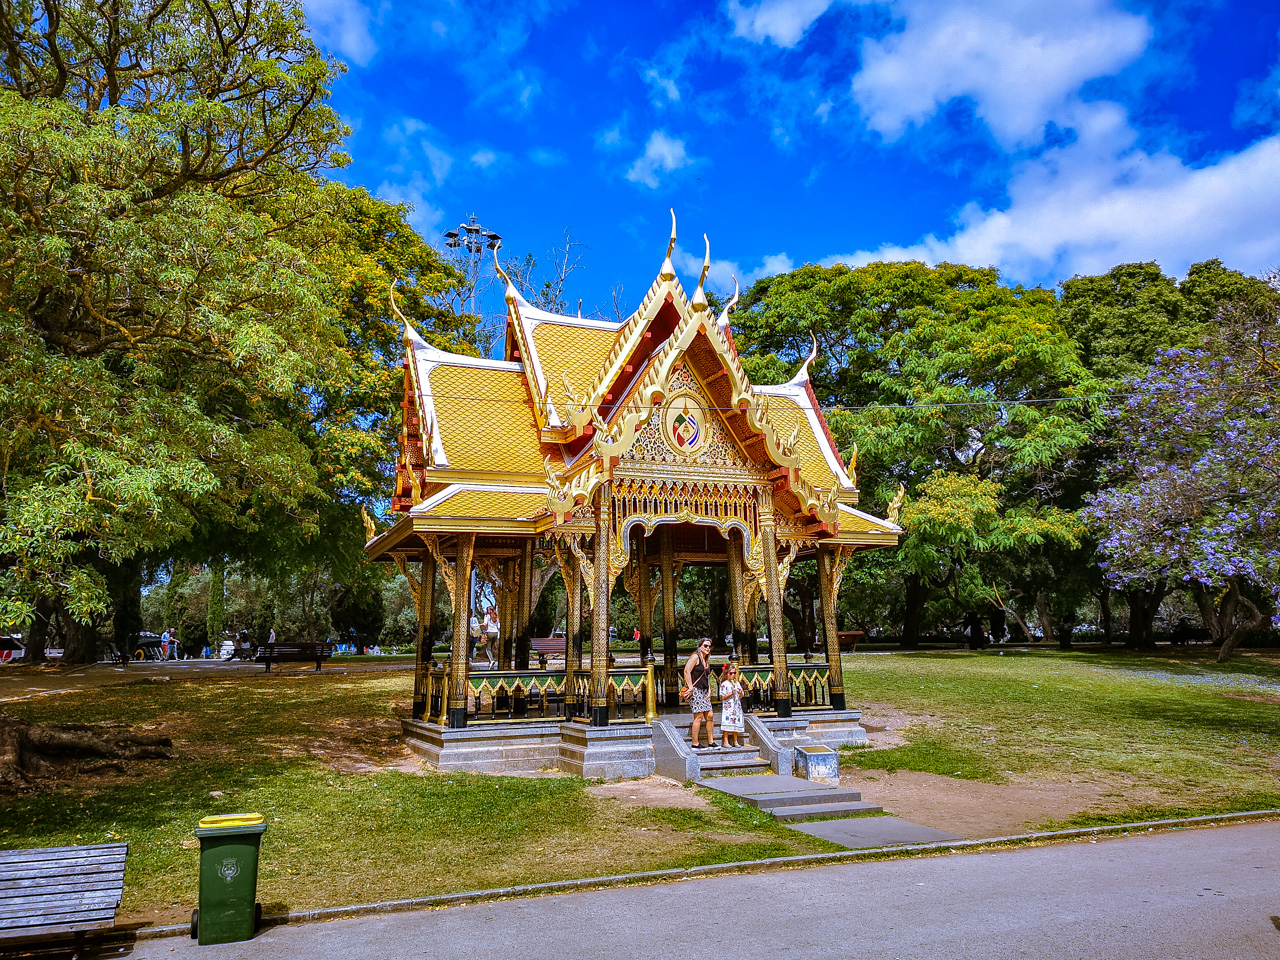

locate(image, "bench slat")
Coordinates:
0 898 120 921
0 918 117 941
0 862 125 883
0 902 119 925
0 878 124 896
0 857 126 879
0 845 126 864
0 884 123 902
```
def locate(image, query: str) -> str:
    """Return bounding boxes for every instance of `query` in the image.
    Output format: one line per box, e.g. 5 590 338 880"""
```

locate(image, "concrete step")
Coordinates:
698 757 771 776
744 789 865 811
769 800 883 821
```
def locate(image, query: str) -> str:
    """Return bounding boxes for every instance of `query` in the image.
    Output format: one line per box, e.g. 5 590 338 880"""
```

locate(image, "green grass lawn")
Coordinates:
0 671 833 923
839 647 1280 825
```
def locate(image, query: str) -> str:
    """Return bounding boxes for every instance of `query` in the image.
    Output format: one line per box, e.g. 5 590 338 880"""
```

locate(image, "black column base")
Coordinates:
447 706 468 729
774 697 792 718
830 691 846 711
590 704 610 727
513 693 528 718
411 697 425 721
665 692 679 708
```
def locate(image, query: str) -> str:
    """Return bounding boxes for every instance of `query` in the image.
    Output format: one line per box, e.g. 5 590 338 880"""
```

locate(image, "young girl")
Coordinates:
719 662 745 748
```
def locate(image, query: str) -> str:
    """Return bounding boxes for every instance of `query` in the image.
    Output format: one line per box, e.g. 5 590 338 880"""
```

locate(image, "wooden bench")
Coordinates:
530 636 565 669
255 642 334 672
837 630 865 651
0 843 128 949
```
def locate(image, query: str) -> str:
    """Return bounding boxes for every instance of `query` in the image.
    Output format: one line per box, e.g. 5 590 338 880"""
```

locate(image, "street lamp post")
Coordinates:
443 214 502 320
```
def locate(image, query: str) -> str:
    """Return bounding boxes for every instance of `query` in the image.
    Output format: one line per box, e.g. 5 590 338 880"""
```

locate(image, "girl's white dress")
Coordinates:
719 679 744 733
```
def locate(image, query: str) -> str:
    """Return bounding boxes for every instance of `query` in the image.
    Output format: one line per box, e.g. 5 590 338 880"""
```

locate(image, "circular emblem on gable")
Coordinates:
662 392 706 456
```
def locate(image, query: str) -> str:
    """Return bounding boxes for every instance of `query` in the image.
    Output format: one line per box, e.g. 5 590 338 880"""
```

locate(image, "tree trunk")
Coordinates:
0 714 172 793
1099 589 1113 645
207 556 227 648
24 596 54 664
1126 581 1167 651
1192 578 1267 663
1034 590 1056 647
111 560 143 658
62 615 99 665
902 574 927 646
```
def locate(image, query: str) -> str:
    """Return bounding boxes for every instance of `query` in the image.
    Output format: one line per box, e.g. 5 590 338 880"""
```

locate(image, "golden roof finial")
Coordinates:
493 248 518 305
716 274 739 331
691 233 711 313
660 208 677 281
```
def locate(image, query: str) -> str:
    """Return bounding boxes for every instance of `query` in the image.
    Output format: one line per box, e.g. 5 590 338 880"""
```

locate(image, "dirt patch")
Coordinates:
1222 692 1280 705
842 768 1120 839
857 701 943 749
586 776 710 809
307 717 414 774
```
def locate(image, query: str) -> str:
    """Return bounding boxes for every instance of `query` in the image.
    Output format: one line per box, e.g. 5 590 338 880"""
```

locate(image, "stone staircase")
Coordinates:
681 733 771 777
703 773 882 821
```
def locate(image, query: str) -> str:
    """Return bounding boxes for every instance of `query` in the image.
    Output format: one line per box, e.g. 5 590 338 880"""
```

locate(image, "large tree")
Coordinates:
0 1 460 657
1084 278 1280 661
735 261 1101 640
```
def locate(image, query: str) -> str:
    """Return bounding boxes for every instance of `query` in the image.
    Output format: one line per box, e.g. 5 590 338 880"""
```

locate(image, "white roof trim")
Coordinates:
837 502 901 534
755 381 853 488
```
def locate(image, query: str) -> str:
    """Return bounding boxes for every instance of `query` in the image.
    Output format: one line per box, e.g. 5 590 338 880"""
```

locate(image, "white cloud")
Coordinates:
727 0 838 48
596 123 625 150
851 0 1150 149
673 245 794 293
471 149 498 168
377 173 445 235
644 68 681 102
300 0 377 66
827 103 1280 284
626 131 694 188
529 148 568 166
423 142 453 186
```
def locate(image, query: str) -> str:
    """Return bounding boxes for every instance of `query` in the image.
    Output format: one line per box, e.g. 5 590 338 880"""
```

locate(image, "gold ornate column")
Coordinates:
817 545 849 711
590 488 612 726
412 552 437 720
727 530 747 664
499 558 517 669
564 550 582 719
516 538 534 670
760 491 791 717
448 533 476 728
659 525 679 708
637 536 653 665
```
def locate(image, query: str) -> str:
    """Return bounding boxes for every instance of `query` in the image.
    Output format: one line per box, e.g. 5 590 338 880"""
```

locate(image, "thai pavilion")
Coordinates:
365 215 901 778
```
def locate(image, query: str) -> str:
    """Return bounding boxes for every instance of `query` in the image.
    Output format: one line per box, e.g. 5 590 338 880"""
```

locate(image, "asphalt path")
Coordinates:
126 820 1280 960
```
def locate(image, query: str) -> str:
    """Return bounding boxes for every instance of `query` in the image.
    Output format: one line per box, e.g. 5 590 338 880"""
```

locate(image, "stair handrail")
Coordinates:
744 712 794 776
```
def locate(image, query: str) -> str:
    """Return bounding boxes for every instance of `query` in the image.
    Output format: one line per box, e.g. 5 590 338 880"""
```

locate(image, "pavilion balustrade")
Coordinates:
420 660 829 725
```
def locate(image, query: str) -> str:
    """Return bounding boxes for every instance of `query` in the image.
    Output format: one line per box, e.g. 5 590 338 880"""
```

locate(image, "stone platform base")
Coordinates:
797 709 868 749
401 719 563 773
401 708 859 779
557 722 654 779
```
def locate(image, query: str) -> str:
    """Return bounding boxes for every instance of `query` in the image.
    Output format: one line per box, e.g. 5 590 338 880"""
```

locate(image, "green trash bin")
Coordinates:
192 813 267 945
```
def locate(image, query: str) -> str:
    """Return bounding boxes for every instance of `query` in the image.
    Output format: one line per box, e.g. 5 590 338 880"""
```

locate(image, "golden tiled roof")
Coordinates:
415 487 548 521
761 392 842 490
427 365 554 477
530 321 620 401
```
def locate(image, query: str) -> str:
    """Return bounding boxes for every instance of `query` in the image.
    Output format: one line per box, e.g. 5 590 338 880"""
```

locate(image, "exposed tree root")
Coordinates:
0 713 173 793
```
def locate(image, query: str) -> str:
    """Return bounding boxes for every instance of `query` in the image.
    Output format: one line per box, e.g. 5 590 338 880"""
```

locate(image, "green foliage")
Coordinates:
0 1 463 634
737 261 1101 635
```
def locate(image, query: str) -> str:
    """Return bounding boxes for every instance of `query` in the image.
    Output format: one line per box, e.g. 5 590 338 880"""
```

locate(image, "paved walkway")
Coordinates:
125 820 1280 960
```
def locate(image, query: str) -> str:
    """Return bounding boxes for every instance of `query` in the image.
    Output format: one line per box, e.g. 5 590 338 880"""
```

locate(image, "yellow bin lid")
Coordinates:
198 813 266 829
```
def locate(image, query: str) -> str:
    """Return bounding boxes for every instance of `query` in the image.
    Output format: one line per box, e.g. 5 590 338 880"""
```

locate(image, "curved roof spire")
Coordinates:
716 274 739 331
390 281 428 349
690 233 711 313
786 333 820 385
493 248 520 305
660 208 677 281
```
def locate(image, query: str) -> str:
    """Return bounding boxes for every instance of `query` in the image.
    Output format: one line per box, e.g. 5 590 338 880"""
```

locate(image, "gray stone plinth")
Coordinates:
652 720 699 782
557 722 654 779
401 719 563 773
786 816 961 848
794 744 839 783
799 709 868 749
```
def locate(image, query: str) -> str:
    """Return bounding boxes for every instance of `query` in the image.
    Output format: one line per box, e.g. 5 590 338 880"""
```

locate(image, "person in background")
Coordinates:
268 627 277 644
482 605 499 669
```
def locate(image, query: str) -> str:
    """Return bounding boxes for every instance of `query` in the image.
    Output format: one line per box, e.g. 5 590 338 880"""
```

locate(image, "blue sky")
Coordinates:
302 0 1280 330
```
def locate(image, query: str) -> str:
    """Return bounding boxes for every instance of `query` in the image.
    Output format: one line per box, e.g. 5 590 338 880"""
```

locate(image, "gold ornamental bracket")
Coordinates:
392 553 421 607
886 482 907 525
424 535 456 598
566 535 596 611
545 456 608 525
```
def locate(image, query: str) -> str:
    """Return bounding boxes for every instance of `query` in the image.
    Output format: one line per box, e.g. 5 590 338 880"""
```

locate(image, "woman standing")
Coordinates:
683 638 716 747
719 662 745 748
